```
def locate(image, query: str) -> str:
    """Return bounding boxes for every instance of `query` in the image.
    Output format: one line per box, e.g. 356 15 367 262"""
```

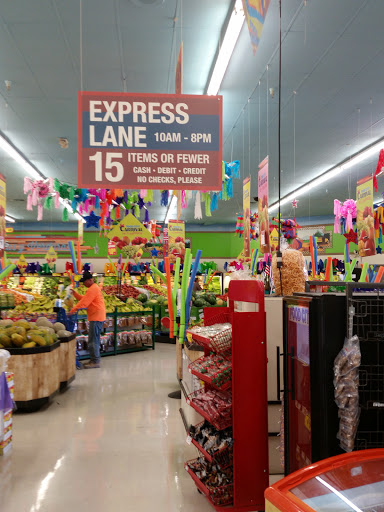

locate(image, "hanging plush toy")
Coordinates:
235 214 244 237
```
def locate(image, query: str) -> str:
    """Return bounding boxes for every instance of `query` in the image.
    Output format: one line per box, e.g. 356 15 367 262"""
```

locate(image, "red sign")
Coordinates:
78 92 222 191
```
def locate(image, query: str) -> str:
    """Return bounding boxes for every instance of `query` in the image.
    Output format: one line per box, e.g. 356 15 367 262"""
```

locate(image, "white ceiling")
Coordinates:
1 0 384 227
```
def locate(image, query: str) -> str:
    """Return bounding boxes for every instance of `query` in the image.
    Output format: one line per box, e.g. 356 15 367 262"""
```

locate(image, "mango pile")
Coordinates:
0 317 67 349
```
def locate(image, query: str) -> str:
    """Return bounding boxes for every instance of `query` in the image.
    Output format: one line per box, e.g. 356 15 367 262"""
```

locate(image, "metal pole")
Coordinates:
277 0 283 268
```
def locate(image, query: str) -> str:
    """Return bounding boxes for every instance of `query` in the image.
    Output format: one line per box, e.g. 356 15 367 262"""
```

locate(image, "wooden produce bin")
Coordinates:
59 334 76 390
7 342 61 411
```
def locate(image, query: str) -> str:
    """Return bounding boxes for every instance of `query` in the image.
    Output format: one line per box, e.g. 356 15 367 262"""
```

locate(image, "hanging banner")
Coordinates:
243 177 251 257
258 156 270 253
168 220 186 263
0 175 6 258
175 42 183 95
107 213 152 249
78 91 222 191
107 240 117 256
242 0 271 55
356 176 376 257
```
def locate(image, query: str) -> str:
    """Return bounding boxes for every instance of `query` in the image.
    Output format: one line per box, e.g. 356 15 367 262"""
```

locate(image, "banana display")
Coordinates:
12 296 56 314
5 279 154 318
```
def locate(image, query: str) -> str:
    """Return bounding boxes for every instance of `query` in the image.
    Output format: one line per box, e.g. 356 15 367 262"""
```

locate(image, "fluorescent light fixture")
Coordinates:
165 193 177 224
0 133 86 223
207 0 245 96
269 138 384 213
0 134 42 180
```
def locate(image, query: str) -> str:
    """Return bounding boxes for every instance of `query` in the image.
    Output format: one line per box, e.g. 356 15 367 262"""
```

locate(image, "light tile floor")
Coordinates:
0 344 281 511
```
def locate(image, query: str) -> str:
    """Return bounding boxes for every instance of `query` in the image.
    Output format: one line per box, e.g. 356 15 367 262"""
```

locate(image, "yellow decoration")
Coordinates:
16 254 28 274
45 246 57 269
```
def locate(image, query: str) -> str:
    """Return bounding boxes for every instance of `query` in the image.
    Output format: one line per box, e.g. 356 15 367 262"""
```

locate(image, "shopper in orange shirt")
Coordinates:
69 271 106 369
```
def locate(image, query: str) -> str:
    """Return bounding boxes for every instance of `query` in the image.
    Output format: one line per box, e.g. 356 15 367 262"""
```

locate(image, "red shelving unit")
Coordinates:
184 280 269 512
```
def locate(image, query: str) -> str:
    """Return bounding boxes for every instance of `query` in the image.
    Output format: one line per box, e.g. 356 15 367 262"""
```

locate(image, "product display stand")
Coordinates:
183 280 269 511
76 307 155 360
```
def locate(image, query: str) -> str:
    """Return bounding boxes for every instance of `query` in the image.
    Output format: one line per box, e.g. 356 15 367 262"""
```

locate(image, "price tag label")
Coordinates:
189 368 192 373
186 435 192 445
186 332 192 343
185 465 189 472
187 399 190 405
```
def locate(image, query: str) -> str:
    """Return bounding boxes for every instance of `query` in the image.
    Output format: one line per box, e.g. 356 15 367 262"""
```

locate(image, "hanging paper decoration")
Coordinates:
343 229 358 245
341 199 357 231
373 149 384 192
235 214 244 237
24 177 59 221
204 193 212 217
281 219 300 241
292 199 299 209
84 210 101 229
160 190 169 207
334 199 342 234
211 193 218 212
194 191 202 220
250 213 259 240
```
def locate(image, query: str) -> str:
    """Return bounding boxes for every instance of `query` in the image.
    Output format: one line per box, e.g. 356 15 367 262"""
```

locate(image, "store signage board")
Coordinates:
107 213 152 245
258 156 270 254
243 177 251 257
78 91 222 191
168 220 186 263
356 175 376 257
0 174 6 259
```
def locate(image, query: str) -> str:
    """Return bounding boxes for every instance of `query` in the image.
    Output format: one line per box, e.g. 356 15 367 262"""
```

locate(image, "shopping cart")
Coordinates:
55 308 81 369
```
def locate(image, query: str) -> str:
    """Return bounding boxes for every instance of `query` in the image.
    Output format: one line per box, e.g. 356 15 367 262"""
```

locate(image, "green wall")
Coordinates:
7 224 366 260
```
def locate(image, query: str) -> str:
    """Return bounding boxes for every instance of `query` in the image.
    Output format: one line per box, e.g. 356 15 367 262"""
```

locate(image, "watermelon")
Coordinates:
137 293 147 303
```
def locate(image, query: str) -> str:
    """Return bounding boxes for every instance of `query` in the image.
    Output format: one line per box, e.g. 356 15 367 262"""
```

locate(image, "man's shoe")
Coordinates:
83 362 100 369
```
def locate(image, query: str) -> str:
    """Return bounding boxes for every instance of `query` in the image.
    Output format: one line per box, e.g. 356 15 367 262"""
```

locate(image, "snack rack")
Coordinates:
183 279 269 512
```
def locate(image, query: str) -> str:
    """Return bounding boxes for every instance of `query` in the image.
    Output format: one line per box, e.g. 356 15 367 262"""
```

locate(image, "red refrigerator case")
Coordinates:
265 448 384 512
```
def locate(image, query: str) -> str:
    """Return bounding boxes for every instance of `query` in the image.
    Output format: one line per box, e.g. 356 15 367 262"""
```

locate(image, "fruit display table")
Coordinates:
6 341 61 411
58 334 76 390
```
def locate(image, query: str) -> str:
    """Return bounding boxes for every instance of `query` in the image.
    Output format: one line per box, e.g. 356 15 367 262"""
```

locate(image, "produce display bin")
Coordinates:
265 448 384 512
58 334 76 389
6 341 61 410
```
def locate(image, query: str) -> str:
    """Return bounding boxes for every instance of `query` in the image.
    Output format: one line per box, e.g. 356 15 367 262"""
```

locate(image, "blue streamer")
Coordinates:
95 195 100 209
211 193 218 211
227 177 233 198
380 226 383 244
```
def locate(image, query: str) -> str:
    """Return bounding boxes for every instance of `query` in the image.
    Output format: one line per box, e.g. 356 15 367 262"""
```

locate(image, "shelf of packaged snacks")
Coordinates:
76 307 155 359
184 459 234 508
183 281 269 512
187 421 233 468
188 353 232 391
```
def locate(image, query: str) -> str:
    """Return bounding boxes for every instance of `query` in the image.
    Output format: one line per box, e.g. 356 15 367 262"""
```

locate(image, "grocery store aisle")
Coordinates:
0 344 213 512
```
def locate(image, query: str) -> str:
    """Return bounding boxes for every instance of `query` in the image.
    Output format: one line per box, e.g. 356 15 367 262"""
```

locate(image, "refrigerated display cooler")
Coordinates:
265 448 384 512
282 285 384 476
